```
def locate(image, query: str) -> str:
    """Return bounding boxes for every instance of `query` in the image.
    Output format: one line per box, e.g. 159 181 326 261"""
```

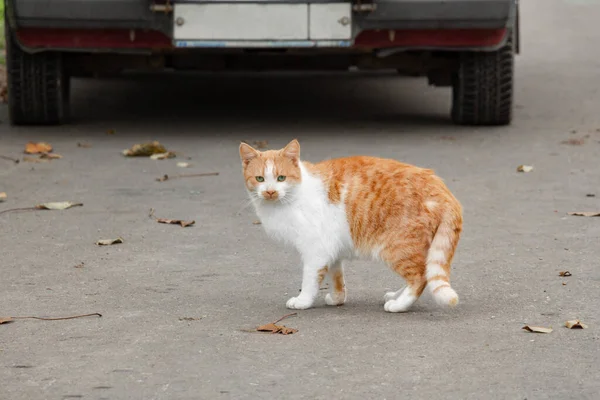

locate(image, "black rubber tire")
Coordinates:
6 23 70 125
451 34 514 126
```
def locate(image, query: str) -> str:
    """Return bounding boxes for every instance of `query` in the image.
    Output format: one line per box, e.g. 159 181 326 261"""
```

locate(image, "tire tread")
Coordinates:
452 35 514 126
6 23 68 125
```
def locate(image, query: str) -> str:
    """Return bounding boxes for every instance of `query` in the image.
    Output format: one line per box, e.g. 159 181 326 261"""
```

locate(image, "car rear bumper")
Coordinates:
7 0 517 51
356 0 515 30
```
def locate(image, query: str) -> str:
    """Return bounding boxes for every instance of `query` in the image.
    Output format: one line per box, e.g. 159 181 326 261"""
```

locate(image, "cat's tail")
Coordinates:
425 207 462 308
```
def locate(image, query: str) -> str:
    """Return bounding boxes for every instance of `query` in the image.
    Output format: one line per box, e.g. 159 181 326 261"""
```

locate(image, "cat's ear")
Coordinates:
281 139 300 163
239 142 259 166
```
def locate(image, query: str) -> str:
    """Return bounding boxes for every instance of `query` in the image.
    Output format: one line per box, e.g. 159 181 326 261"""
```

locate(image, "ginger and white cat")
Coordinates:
239 139 462 313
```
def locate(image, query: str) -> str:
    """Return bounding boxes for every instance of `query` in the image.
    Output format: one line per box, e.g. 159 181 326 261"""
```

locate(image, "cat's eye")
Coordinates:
256 176 265 182
277 175 286 182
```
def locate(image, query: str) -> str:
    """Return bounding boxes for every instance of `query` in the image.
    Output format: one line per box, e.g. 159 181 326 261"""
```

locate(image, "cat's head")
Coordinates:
239 139 302 203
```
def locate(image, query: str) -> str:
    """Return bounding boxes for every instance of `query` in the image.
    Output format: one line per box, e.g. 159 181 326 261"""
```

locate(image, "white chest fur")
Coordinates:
252 163 354 264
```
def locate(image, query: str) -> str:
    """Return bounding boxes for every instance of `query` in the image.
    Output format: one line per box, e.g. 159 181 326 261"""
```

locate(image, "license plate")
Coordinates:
173 3 352 48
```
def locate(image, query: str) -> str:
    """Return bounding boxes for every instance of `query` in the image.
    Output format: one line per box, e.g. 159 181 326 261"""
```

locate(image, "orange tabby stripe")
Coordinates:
332 269 345 293
318 266 329 285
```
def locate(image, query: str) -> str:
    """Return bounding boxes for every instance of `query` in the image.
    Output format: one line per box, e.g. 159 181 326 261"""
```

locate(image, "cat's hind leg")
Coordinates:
384 274 426 313
325 260 346 306
383 286 406 303
383 255 427 313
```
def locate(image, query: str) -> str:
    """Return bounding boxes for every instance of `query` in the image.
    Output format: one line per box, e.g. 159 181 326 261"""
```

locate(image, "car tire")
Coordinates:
6 23 70 125
451 33 514 126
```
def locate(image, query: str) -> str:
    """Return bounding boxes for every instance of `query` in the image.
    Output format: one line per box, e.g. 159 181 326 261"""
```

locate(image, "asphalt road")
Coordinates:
1 1 599 399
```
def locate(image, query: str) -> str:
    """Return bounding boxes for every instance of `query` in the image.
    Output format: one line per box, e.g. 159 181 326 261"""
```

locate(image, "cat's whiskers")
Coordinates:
279 194 296 206
235 192 261 214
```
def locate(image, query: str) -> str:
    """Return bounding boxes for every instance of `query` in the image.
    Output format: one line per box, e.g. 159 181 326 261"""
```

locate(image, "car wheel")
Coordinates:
451 33 514 126
6 23 70 125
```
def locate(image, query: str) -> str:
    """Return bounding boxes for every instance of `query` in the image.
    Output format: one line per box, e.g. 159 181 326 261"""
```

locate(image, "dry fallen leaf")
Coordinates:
561 138 585 146
157 218 195 228
0 317 14 325
517 165 533 173
24 142 53 154
568 212 600 217
36 202 83 210
254 313 298 335
176 162 190 168
276 326 298 335
150 151 176 160
253 140 269 149
96 238 124 246
0 192 6 202
156 174 169 182
522 325 553 334
565 320 588 329
74 262 85 269
256 322 298 335
559 271 572 277
39 153 62 160
122 141 168 157
253 220 262 225
256 323 280 332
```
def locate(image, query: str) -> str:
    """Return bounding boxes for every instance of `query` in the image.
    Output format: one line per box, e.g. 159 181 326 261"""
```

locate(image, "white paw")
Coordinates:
384 299 411 313
286 296 313 310
325 292 346 306
383 291 398 303
383 287 405 303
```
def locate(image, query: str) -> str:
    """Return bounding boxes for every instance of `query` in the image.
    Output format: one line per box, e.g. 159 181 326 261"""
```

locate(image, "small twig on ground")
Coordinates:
12 313 102 321
178 172 220 178
156 172 219 182
148 208 156 219
0 207 39 216
0 155 19 163
272 313 298 325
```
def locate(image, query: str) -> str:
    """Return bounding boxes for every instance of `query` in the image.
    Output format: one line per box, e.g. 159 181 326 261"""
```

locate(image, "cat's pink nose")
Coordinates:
264 190 278 199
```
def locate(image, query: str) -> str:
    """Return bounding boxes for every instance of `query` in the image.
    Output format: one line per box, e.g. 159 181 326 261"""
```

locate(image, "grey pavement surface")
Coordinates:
1 1 600 399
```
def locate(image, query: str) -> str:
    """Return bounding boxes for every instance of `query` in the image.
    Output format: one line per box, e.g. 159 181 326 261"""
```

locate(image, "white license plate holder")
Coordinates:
173 3 352 48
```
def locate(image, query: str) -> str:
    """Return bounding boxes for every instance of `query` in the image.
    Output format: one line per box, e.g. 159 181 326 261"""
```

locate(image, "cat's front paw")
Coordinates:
286 296 313 310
